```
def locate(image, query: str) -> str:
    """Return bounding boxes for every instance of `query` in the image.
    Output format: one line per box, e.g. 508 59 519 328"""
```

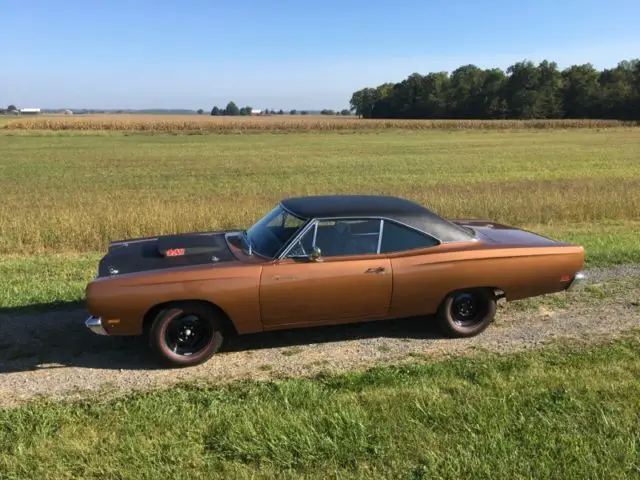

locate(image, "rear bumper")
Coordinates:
566 271 586 291
85 316 109 336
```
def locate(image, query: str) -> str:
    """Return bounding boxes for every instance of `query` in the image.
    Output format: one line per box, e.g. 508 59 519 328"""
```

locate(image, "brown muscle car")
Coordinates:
85 194 585 366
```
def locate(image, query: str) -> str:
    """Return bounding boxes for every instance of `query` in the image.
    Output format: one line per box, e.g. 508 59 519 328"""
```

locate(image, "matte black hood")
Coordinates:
97 231 237 278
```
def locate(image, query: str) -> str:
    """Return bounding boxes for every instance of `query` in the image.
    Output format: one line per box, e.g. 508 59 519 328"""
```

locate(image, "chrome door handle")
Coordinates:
365 266 385 274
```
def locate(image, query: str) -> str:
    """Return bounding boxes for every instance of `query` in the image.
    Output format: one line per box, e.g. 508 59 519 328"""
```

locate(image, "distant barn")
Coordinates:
251 109 262 116
19 108 41 115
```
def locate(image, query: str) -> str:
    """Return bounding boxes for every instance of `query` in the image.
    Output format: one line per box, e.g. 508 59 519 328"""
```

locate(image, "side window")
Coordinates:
286 223 313 257
288 219 382 257
380 221 439 253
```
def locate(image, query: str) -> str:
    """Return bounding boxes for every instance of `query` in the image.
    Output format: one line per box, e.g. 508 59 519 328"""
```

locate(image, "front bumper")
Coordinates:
85 316 109 336
566 271 586 291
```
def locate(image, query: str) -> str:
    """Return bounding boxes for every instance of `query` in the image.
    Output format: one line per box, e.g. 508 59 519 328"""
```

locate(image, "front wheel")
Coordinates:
149 303 225 367
436 288 497 338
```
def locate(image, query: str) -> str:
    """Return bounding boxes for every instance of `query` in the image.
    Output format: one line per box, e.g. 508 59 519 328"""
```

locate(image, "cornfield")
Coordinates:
2 114 637 133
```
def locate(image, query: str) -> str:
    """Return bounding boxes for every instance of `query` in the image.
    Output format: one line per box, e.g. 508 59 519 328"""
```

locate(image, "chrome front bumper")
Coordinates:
566 271 586 291
85 316 109 336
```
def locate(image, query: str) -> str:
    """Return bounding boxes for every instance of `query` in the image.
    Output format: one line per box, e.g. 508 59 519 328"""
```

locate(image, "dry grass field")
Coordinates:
0 127 638 253
2 126 639 256
1 125 638 308
2 122 640 307
2 125 640 310
1 120 640 479
2 113 638 133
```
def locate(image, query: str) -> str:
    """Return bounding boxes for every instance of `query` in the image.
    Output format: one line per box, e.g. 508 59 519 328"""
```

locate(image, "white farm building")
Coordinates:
19 108 41 115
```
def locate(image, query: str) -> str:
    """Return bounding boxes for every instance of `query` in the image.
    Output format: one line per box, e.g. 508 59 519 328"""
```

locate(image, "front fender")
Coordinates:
85 264 264 336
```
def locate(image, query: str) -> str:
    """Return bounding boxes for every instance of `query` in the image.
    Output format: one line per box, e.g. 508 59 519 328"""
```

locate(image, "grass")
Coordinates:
1 129 639 255
1 334 638 478
502 273 640 312
1 123 639 477
1 128 639 309
535 222 640 266
0 254 100 309
1 114 638 133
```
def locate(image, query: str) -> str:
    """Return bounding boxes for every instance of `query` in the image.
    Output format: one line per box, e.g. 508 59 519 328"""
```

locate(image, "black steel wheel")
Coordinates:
149 303 225 367
450 292 485 327
436 288 497 338
164 313 212 357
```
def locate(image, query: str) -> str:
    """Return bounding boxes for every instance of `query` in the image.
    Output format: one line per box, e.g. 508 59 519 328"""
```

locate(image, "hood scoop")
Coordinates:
96 231 235 278
156 234 226 258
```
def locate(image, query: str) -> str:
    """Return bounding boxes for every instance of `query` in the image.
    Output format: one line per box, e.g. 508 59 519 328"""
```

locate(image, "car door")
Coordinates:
379 220 445 319
259 218 392 328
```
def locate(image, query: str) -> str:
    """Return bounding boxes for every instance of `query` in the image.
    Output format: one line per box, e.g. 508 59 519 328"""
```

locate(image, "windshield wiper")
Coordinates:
242 230 253 256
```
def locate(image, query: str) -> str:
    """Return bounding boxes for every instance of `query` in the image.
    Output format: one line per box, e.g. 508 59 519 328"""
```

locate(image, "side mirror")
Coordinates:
309 246 322 262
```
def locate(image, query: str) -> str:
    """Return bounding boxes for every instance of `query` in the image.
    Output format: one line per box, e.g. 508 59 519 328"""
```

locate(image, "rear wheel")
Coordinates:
437 288 497 338
149 303 225 367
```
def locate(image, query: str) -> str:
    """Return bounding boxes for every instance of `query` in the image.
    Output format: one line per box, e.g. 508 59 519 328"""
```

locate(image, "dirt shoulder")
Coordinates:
1 266 639 409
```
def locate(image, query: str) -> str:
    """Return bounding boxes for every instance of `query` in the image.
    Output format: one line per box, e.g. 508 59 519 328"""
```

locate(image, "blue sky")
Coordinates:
2 0 639 110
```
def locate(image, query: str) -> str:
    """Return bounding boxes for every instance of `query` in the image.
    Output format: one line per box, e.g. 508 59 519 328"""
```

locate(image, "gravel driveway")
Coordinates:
1 265 639 409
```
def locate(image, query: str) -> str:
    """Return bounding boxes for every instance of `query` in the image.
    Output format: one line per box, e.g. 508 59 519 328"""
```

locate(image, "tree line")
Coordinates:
349 59 640 120
205 102 351 116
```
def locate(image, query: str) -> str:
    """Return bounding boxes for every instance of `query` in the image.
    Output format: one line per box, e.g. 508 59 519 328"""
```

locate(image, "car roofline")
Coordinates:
275 214 478 260
279 201 308 220
279 197 475 242
280 195 427 218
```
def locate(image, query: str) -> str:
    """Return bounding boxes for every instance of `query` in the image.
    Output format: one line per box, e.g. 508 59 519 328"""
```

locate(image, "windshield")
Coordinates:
244 205 308 258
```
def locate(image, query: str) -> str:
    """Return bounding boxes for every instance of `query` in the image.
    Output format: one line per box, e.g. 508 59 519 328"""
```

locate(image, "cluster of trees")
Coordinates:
207 103 290 116
320 109 351 116
208 102 254 116
0 105 18 114
349 59 640 120
205 102 352 116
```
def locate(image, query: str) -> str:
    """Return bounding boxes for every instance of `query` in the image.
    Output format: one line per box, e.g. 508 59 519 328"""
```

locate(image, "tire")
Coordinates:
436 288 497 338
148 302 225 367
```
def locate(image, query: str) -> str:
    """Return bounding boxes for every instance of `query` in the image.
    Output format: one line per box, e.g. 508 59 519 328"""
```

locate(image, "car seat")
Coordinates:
333 221 359 255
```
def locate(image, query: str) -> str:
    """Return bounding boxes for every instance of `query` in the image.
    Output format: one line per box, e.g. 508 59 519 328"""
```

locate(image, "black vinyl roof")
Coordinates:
280 195 474 242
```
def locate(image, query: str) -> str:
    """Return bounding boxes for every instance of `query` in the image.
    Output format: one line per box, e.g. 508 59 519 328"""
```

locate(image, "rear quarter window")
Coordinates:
380 221 439 253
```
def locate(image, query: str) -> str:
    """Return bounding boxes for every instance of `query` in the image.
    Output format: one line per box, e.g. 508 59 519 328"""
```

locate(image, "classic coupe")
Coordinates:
85 195 585 366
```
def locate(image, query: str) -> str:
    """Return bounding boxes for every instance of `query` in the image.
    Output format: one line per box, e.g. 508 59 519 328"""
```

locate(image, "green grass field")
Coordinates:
1 128 640 308
2 129 639 254
2 126 640 477
1 334 639 479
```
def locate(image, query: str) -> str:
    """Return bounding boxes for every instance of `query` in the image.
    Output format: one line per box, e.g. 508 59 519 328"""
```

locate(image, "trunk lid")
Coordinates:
453 220 566 246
